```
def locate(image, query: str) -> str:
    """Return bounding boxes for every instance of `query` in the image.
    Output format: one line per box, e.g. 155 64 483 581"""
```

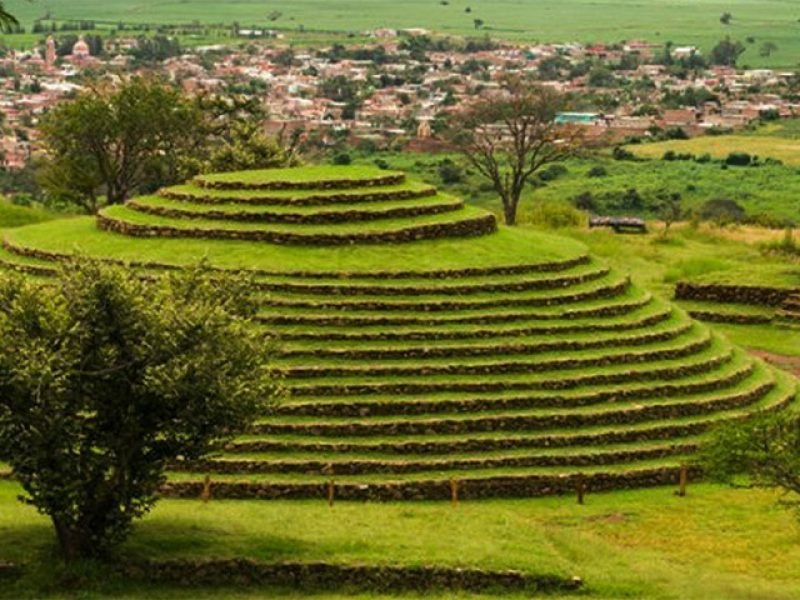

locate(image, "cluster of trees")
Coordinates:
38 77 301 213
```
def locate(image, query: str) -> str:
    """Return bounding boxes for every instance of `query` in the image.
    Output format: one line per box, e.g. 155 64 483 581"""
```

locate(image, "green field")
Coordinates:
3 479 800 599
627 136 800 166
5 0 800 66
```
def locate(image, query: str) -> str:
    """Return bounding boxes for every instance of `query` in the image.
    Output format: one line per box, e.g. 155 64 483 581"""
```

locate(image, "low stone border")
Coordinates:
287 349 733 398
274 361 753 417
96 212 498 246
0 258 57 277
120 559 582 594
252 266 609 297
278 332 708 379
2 238 590 280
258 378 772 438
272 308 671 343
160 465 703 501
257 294 653 327
687 310 772 325
181 443 697 476
675 282 797 306
277 321 691 362
129 197 463 224
194 172 406 191
266 278 631 313
160 185 437 206
231 387 795 457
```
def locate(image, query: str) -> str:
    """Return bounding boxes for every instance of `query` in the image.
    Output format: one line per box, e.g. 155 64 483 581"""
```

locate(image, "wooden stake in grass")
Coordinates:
575 473 586 505
450 478 459 508
327 479 335 507
200 474 212 503
678 464 688 497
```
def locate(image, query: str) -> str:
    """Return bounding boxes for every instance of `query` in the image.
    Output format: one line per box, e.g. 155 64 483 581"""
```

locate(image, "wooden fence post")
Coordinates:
327 479 335 507
576 473 585 505
450 478 459 508
200 474 211 503
678 464 688 497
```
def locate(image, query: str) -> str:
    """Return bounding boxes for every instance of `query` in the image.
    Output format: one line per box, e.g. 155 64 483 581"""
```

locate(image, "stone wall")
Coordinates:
675 282 797 306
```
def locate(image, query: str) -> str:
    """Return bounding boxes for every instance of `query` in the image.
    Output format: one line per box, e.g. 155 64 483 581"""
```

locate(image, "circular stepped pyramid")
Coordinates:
0 165 797 500
97 166 496 245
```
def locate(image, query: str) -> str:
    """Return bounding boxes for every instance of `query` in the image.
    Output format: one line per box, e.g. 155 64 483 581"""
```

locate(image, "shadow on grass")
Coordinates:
123 519 318 562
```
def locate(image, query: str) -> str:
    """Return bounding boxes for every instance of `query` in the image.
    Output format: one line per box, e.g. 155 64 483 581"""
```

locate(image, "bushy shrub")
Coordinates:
662 150 677 161
665 126 689 140
437 159 465 184
537 163 568 181
373 158 390 170
586 165 607 178
612 146 635 161
725 152 751 166
695 153 712 163
699 197 746 224
572 191 596 211
615 187 644 211
333 152 352 165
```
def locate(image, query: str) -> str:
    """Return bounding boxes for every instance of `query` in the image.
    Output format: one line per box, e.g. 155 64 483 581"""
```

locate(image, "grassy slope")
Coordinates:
8 0 800 67
363 149 800 225
0 199 56 229
2 480 800 599
4 217 585 272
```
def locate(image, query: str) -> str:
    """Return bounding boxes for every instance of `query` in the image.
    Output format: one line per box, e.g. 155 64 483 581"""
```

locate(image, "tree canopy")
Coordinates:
446 77 583 225
38 78 301 213
0 260 280 561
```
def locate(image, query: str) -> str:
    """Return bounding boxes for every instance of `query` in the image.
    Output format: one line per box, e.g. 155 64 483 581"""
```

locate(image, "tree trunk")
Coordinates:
503 198 518 226
52 516 84 562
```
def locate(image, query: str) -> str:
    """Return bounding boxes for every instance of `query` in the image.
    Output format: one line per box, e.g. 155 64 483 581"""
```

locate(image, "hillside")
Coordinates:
1 165 796 500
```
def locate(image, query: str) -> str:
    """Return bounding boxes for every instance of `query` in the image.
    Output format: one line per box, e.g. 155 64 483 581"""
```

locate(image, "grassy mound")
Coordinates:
0 166 796 499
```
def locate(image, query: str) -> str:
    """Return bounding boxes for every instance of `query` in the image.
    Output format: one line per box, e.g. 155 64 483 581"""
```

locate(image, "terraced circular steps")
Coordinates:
776 292 800 326
0 165 797 498
97 166 498 245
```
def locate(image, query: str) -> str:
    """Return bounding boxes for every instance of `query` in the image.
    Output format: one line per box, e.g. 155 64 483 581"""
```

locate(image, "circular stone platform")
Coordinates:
1 165 796 500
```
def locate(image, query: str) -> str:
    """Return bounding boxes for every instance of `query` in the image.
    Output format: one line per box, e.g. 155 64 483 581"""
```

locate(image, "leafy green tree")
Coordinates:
710 36 746 66
655 191 683 235
720 12 732 25
701 412 800 501
587 65 616 88
759 41 778 58
0 261 279 561
38 80 301 212
38 78 202 212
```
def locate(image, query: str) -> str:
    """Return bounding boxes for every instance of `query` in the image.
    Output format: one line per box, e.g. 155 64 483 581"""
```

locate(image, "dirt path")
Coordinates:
749 349 800 378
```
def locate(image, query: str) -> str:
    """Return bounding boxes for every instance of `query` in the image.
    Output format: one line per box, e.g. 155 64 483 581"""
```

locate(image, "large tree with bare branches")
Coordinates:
446 78 583 225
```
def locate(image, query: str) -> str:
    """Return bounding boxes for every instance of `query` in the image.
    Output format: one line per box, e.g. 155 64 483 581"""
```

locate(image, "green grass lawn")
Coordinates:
7 0 800 67
4 217 585 273
0 198 57 229
2 479 800 599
